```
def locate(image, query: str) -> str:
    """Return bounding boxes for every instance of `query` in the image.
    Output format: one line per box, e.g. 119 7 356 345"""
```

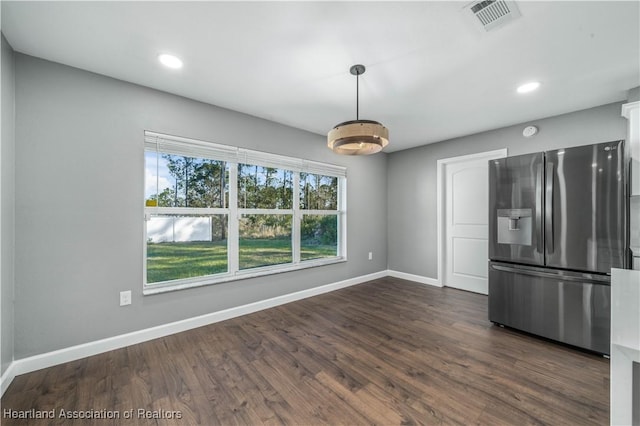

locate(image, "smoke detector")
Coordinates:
463 0 521 32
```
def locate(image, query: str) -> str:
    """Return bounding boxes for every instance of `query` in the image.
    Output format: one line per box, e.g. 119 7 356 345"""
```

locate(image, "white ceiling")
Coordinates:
2 1 639 152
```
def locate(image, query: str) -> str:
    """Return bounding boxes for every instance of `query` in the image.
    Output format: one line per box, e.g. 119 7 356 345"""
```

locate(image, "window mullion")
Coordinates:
228 163 239 274
238 208 293 215
299 209 339 216
145 207 229 215
293 172 301 264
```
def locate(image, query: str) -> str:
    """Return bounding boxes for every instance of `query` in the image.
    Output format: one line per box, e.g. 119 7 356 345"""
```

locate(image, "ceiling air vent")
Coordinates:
464 0 521 32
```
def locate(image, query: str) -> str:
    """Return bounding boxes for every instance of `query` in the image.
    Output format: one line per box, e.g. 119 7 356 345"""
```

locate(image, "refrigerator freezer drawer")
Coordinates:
488 262 610 354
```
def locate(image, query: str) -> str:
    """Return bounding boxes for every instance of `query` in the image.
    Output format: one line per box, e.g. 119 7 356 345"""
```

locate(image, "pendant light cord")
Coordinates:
356 72 359 120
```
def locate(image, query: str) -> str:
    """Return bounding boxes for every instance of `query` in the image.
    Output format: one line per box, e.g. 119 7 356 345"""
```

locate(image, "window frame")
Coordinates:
143 131 346 295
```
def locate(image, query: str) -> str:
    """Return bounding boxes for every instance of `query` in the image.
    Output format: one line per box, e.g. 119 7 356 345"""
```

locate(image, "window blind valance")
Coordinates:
144 131 238 163
144 131 347 178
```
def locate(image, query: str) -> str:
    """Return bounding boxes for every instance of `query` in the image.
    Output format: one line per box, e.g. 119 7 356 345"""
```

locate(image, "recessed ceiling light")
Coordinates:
158 54 183 69
517 81 540 94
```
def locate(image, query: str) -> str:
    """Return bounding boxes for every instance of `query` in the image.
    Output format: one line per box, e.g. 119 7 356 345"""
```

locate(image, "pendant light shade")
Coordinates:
328 65 389 155
328 120 389 155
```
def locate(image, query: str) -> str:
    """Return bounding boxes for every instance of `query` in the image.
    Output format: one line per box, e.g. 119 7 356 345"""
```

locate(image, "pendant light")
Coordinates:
328 64 389 155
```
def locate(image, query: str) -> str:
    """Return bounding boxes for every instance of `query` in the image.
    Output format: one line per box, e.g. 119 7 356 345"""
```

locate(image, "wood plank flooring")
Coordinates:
1 277 609 425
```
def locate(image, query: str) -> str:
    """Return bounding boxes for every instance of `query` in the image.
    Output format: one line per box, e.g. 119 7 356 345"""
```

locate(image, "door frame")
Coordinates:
436 148 507 288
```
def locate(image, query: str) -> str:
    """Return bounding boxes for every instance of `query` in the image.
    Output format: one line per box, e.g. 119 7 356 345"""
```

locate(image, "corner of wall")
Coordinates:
1 32 17 388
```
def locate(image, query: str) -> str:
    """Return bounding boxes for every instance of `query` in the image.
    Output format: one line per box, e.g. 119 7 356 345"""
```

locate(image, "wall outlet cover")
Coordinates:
120 290 132 306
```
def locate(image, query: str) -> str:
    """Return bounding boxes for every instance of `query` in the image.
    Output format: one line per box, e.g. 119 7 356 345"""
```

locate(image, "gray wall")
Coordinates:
1 35 15 375
13 53 387 359
387 102 627 279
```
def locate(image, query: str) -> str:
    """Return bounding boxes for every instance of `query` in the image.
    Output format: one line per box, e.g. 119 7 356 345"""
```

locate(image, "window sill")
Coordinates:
143 256 347 295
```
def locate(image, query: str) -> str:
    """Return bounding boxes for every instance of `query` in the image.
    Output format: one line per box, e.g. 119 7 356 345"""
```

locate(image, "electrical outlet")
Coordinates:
368 252 373 261
120 290 132 306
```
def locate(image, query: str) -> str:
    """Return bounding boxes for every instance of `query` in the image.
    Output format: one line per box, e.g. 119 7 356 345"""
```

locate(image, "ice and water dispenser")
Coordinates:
496 208 532 246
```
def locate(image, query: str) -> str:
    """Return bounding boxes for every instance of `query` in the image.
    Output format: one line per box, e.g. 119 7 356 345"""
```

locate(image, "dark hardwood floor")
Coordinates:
1 277 609 425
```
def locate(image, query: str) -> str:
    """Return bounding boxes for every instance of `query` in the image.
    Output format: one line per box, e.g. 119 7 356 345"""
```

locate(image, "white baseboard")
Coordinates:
387 270 441 287
1 270 387 396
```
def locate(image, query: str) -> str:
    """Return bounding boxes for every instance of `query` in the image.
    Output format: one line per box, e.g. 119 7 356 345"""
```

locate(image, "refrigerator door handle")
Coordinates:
545 162 554 254
536 162 543 254
490 264 610 285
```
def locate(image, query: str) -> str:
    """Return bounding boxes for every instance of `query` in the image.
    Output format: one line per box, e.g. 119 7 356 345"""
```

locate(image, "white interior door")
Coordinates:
441 150 506 294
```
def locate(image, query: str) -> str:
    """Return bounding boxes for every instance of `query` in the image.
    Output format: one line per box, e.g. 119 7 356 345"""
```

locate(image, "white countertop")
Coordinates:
610 268 640 426
611 269 640 350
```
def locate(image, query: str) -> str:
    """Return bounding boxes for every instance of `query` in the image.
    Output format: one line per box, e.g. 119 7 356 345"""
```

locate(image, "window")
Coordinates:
300 173 339 260
238 165 294 269
144 131 346 294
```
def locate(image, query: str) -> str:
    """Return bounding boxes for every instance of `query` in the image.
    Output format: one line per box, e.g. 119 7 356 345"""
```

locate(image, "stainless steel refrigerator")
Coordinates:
488 140 628 354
